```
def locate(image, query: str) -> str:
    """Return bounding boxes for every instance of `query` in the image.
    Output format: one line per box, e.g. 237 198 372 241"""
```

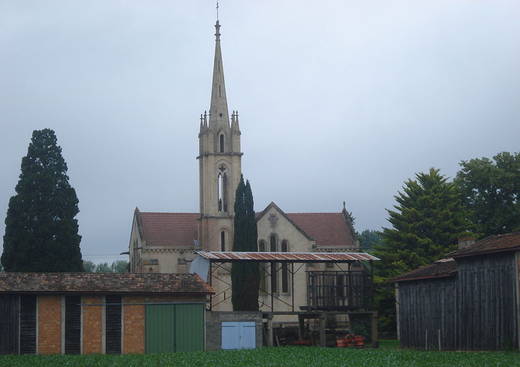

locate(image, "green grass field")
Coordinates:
0 342 518 367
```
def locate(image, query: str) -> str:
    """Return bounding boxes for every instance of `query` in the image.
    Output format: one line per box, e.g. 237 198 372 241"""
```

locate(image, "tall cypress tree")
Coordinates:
231 176 260 311
1 129 83 272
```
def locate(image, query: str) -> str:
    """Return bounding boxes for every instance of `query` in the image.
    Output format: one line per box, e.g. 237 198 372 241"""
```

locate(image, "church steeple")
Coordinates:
198 12 243 254
209 20 229 128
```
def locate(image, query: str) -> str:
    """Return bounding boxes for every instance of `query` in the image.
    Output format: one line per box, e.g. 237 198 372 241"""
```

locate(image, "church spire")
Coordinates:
209 18 229 128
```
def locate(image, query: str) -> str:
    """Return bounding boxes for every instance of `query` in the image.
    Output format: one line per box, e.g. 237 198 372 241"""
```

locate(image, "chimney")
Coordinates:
458 236 476 250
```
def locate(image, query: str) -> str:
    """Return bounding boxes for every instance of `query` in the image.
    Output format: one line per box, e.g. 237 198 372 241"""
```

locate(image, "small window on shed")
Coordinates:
105 295 122 354
65 296 81 355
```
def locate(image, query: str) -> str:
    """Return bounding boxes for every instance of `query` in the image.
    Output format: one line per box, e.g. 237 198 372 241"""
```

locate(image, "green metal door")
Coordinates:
146 304 176 353
145 304 204 353
174 304 204 352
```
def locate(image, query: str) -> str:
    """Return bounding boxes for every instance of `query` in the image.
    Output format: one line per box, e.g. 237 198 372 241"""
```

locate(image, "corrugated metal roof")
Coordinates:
195 251 379 262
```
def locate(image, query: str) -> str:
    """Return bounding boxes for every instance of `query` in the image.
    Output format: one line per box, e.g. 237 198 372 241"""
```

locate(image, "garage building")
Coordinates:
0 272 213 354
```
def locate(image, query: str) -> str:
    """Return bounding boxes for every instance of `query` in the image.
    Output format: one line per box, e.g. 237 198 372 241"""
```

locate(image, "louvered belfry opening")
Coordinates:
105 295 122 354
64 296 81 354
19 295 36 354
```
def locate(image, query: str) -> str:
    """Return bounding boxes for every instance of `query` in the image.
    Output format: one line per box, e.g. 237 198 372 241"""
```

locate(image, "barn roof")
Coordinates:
196 251 379 262
393 258 457 283
451 232 520 258
0 272 214 295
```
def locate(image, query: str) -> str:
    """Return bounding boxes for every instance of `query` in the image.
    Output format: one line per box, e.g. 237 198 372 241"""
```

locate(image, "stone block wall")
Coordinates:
206 311 263 350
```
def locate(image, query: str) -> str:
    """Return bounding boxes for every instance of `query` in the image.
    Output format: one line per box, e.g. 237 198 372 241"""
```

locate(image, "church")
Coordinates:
128 19 359 311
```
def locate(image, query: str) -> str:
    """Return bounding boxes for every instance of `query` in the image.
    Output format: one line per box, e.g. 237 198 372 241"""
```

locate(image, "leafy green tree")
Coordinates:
374 168 471 335
83 260 128 273
456 152 520 237
231 176 260 311
2 129 83 272
95 263 112 273
111 260 129 273
83 260 97 272
357 229 382 251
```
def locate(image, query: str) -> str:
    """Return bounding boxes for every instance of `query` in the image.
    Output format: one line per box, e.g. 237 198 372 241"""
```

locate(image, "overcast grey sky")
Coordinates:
1 1 519 263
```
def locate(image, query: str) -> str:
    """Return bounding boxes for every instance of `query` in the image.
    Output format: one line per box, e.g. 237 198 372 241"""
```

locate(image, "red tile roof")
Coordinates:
287 213 355 248
451 232 520 258
393 259 457 283
0 272 214 294
137 211 199 247
136 207 356 249
196 251 379 262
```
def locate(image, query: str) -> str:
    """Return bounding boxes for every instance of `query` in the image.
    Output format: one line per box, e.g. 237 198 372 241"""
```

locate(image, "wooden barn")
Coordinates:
394 232 520 351
0 272 213 355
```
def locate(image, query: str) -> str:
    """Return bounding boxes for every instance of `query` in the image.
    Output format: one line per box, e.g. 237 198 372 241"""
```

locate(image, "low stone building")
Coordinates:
0 272 212 355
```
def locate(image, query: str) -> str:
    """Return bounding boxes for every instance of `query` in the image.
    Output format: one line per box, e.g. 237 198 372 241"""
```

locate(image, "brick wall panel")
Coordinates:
122 296 145 354
82 297 103 354
37 296 62 355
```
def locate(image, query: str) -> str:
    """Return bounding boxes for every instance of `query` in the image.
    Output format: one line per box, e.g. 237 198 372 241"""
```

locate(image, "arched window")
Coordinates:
217 165 228 212
219 134 225 153
258 240 266 252
281 240 289 293
258 240 267 293
220 231 226 252
270 234 277 292
270 234 277 252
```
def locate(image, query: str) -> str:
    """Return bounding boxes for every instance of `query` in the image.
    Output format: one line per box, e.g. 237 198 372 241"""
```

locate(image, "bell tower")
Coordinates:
198 19 242 251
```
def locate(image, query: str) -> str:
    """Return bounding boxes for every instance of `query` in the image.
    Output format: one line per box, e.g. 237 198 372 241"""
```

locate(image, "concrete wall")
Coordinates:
205 311 263 350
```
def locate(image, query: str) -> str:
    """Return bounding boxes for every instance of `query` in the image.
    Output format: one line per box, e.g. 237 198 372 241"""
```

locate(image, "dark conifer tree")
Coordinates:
2 129 83 272
231 176 260 311
373 168 471 334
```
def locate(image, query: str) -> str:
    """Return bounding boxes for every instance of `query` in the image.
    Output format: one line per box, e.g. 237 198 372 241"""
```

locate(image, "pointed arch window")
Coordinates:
219 134 225 153
259 240 267 293
217 165 228 212
281 240 289 293
220 231 226 252
270 234 277 293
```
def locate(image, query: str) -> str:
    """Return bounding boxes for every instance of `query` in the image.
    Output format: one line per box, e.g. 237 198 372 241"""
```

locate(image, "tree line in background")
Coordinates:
361 152 520 336
83 260 129 273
